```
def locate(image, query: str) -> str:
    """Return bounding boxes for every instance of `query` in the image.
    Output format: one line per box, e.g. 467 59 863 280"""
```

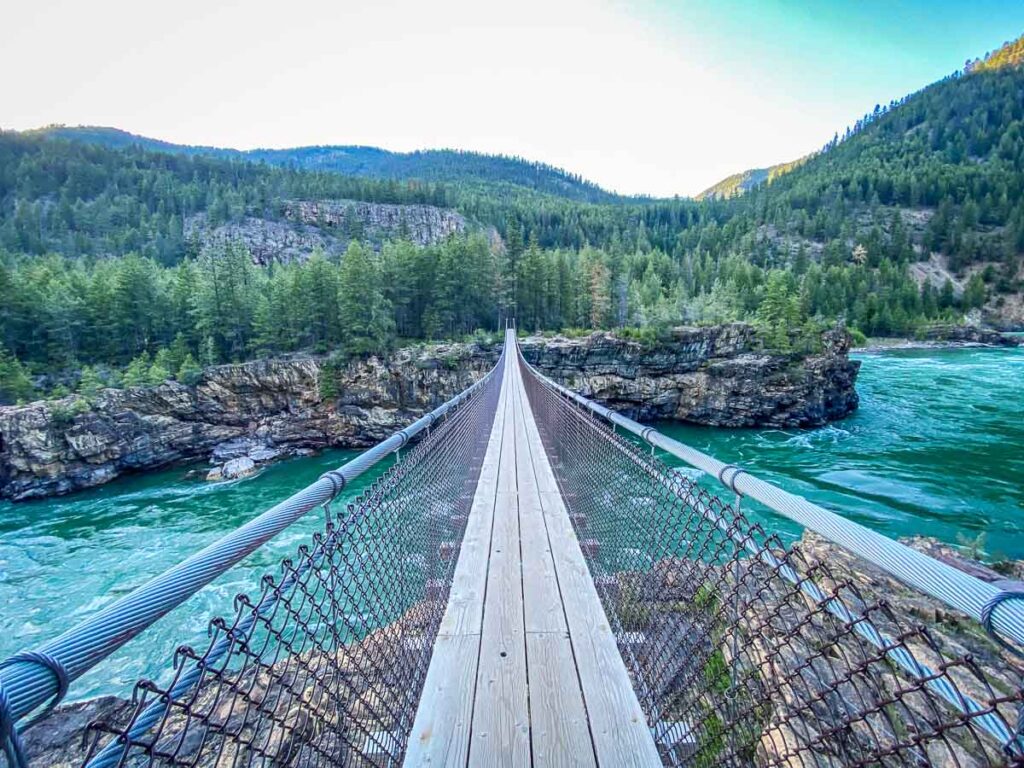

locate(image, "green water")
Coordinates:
656 345 1024 557
0 449 384 701
0 346 1021 701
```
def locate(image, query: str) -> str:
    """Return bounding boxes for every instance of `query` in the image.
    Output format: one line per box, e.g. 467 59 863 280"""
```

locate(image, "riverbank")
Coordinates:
0 324 858 501
856 325 1024 353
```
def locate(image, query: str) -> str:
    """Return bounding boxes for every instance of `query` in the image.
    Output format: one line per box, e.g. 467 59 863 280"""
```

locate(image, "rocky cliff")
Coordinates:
0 346 491 501
0 325 858 501
183 199 476 265
520 324 859 427
184 214 343 265
283 199 468 247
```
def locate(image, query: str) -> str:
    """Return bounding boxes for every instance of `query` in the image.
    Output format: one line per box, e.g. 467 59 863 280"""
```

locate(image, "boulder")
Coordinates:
207 456 257 482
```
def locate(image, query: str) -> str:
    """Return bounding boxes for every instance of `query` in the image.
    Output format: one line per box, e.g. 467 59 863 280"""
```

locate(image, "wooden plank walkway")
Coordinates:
405 331 661 767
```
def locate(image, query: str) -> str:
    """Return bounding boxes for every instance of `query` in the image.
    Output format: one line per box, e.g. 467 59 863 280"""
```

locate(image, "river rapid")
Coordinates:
658 345 1024 555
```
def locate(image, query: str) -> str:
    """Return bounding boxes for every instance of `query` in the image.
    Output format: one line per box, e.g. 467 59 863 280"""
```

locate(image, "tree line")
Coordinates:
0 228 982 403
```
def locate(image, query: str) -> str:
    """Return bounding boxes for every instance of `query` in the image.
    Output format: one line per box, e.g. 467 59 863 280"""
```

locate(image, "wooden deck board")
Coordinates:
403 633 481 766
525 632 597 768
436 361 508 638
511 363 597 767
405 332 661 768
470 353 530 766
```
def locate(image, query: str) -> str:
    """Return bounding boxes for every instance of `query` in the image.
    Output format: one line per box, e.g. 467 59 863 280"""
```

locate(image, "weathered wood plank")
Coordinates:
533 492 661 765
525 632 598 768
470 353 529 766
509 353 599 766
509 363 597 765
437 363 508 638
514 377 564 634
437 475 496 636
518 490 565 634
403 633 481 766
470 491 531 765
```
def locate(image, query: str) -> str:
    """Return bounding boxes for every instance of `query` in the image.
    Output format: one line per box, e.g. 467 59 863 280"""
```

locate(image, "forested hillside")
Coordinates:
1 34 1023 403
0 132 449 262
33 126 627 204
969 35 1024 73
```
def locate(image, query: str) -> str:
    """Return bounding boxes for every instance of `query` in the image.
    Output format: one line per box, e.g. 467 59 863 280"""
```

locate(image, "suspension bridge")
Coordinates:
1 329 1023 767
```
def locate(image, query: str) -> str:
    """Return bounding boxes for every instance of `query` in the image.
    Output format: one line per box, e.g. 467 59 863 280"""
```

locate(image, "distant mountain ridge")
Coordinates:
967 35 1024 73
696 156 808 200
29 125 636 204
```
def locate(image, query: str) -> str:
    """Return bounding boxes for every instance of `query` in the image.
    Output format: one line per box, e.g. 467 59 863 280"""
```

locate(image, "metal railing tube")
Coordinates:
520 354 1024 652
0 354 501 736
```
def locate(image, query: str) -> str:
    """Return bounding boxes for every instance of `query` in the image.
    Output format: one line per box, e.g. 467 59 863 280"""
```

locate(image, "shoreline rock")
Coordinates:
206 455 258 482
0 325 859 501
856 326 1023 353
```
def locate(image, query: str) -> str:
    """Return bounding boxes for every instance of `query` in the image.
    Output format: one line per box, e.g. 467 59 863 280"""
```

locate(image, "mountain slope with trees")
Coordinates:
1 32 1023 404
31 126 631 205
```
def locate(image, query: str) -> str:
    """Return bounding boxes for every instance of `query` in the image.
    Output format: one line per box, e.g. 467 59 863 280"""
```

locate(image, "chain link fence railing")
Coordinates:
71 354 504 767
521 353 1023 768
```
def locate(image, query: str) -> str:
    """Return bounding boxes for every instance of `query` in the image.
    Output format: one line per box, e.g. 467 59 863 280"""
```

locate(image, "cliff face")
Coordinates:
183 199 476 266
0 347 491 501
184 214 342 265
283 199 468 247
0 326 858 501
521 324 859 427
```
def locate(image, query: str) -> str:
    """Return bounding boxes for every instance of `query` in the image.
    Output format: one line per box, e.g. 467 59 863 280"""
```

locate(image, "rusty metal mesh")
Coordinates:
80 360 503 768
522 365 1024 768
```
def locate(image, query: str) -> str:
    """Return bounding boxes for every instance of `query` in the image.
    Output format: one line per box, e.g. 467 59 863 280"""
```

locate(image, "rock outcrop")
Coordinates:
0 347 491 501
520 324 859 427
612 531 1021 766
775 531 1024 766
0 325 859 501
184 214 343 265
283 199 468 247
183 199 475 265
920 324 1023 346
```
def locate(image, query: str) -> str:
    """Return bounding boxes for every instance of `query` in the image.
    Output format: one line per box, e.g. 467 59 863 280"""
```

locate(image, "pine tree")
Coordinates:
77 366 104 399
588 260 612 330
963 273 986 309
0 344 34 404
200 336 219 367
147 359 171 385
338 242 394 356
122 352 152 387
939 279 956 309
757 272 803 351
195 243 260 362
176 353 202 385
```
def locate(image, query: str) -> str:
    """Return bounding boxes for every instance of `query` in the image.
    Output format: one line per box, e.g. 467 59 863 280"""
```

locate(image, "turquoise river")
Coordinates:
0 345 1021 701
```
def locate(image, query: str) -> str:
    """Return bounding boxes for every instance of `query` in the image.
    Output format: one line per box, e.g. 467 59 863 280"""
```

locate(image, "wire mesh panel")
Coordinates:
521 362 1023 768
81 356 504 768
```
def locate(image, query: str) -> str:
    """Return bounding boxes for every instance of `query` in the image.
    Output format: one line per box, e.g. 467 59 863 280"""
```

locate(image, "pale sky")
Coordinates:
2 0 1022 196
